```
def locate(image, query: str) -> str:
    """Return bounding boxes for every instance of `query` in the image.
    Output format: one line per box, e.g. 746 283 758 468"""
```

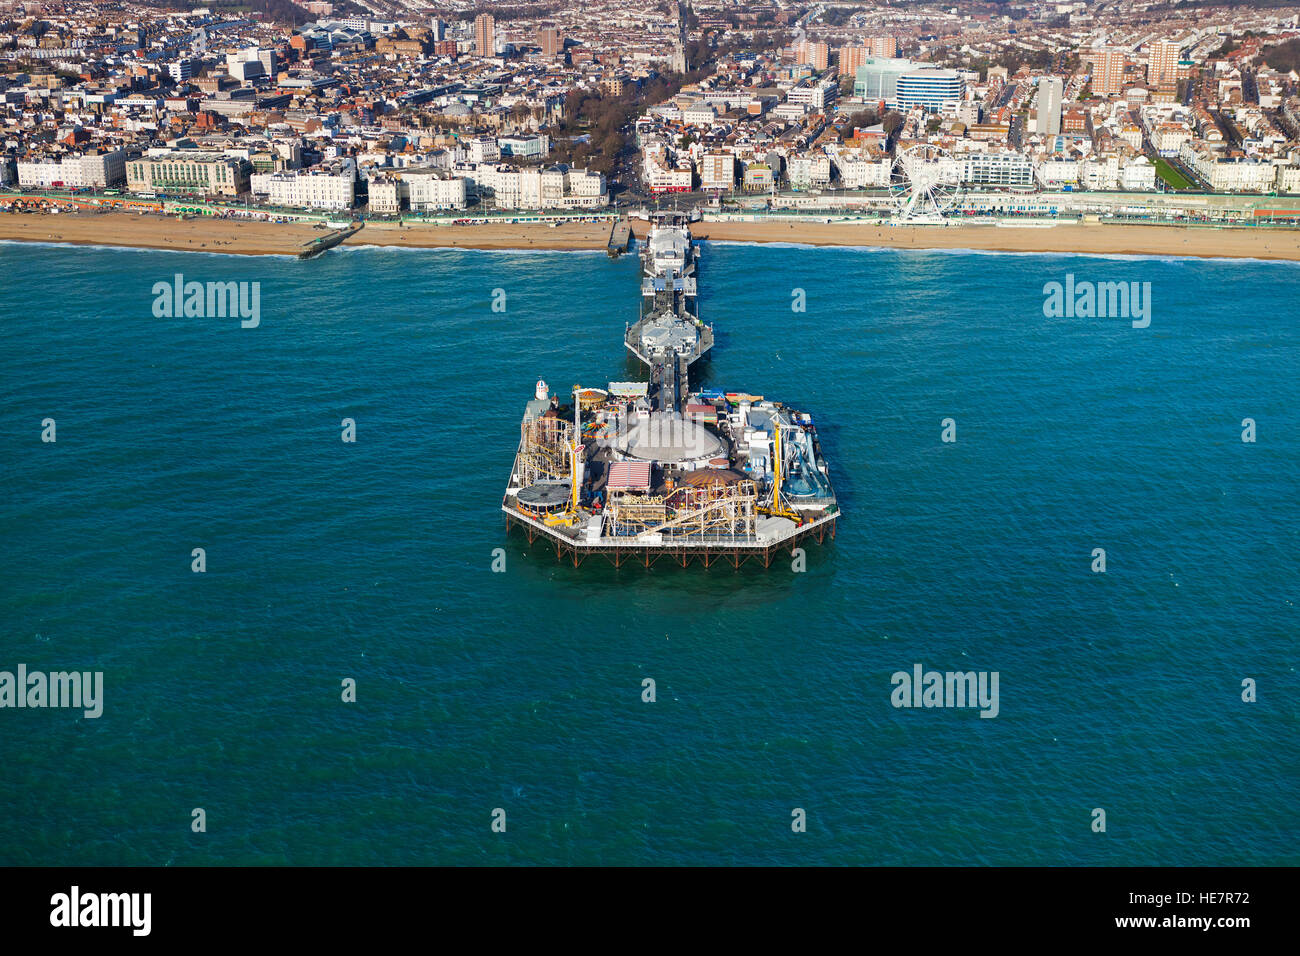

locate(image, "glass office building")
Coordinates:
894 68 965 113
853 57 918 106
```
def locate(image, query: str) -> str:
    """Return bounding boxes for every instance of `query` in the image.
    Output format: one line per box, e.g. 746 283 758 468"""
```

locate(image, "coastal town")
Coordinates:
3 0 1300 243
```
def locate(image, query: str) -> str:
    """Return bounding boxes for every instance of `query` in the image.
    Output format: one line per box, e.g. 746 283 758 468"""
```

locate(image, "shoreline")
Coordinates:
2 211 1299 261
689 219 1300 262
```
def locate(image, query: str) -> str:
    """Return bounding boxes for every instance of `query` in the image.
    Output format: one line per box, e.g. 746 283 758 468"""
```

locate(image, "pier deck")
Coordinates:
607 219 631 256
299 221 362 259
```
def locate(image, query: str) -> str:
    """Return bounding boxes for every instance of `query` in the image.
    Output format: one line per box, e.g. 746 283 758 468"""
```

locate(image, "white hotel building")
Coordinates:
833 155 891 188
787 153 832 188
17 149 127 189
254 165 355 210
471 164 606 210
1179 142 1278 193
367 171 468 214
406 171 468 212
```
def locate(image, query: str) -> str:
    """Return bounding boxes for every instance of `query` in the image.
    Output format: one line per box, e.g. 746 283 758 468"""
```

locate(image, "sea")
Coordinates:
0 238 1296 866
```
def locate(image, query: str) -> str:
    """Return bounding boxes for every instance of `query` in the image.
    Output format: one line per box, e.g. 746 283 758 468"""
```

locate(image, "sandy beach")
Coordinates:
2 209 1299 261
0 211 614 255
0 210 321 255
690 219 1300 261
344 218 613 250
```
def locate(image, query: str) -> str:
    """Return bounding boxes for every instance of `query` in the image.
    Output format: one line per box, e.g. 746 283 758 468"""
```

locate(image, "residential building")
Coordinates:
788 153 832 188
368 178 401 213
475 13 496 56
838 44 870 78
1035 77 1063 136
1092 47 1127 97
699 151 735 191
868 37 898 58
793 40 829 72
962 151 1034 188
537 27 561 58
17 149 126 189
1148 39 1181 89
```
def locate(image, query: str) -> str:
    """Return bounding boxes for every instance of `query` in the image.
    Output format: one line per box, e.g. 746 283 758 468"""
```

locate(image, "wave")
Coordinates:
905 246 1300 266
335 242 613 257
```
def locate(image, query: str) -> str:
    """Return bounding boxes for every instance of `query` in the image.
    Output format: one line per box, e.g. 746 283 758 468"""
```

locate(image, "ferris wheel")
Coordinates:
889 144 960 222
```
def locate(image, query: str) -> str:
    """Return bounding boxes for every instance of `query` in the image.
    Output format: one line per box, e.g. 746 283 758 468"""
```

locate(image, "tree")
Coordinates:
1260 37 1300 72
836 109 879 140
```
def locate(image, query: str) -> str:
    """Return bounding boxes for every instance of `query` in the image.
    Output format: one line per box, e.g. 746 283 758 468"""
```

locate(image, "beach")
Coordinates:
346 218 614 250
0 210 321 255
689 218 1300 261
0 211 614 255
2 209 1299 260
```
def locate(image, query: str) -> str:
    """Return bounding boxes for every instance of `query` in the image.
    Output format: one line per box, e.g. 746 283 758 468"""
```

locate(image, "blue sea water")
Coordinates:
0 238 1296 866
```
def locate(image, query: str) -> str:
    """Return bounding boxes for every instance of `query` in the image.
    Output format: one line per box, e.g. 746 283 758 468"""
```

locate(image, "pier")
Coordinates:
503 211 838 567
298 220 363 260
607 218 632 257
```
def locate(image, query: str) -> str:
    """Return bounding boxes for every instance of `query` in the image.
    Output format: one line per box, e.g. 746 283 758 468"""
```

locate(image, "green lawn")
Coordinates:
1155 158 1195 190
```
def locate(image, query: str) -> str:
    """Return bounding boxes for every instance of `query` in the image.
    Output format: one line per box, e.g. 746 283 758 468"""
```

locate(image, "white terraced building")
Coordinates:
833 155 890 188
17 149 127 189
260 166 355 210
471 165 605 210
787 153 832 188
1179 142 1280 192
406 171 468 211
368 178 401 214
366 172 467 213
1036 159 1081 188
